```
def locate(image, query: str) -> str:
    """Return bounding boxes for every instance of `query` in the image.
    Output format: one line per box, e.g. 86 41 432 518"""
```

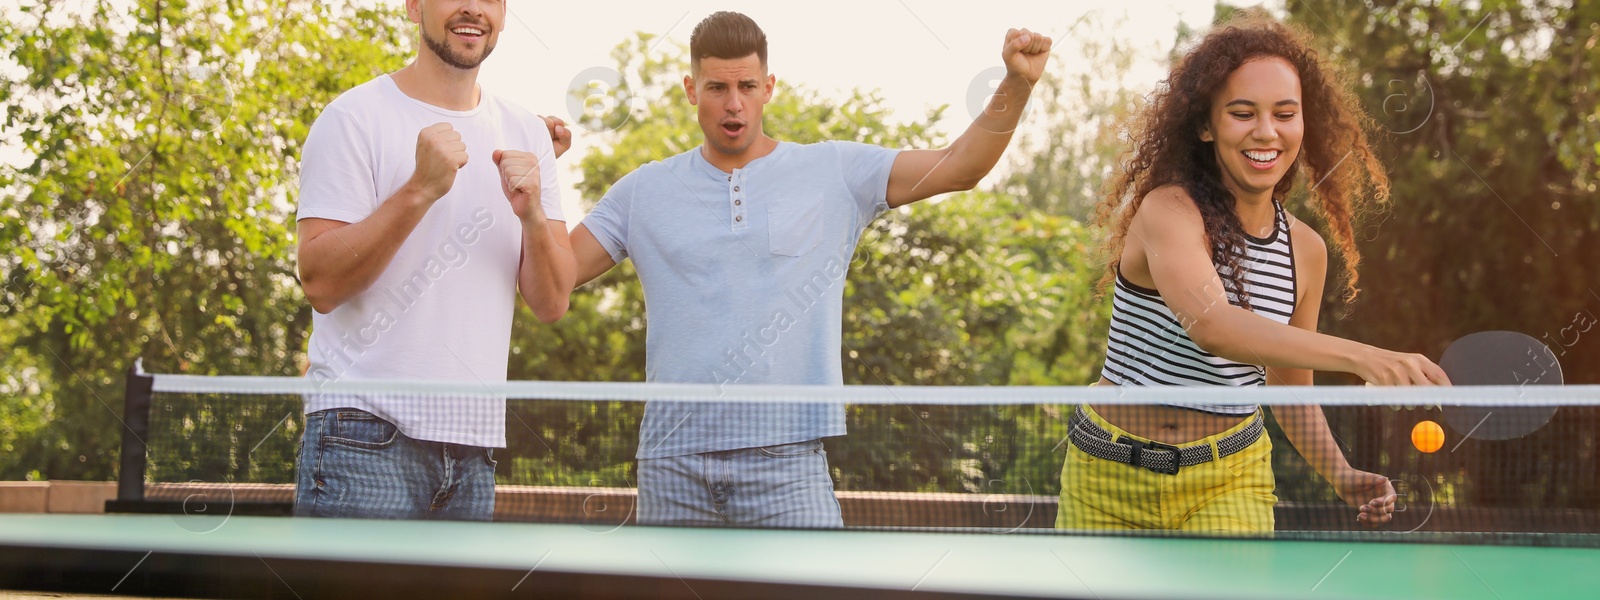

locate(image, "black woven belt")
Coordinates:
1066 409 1264 476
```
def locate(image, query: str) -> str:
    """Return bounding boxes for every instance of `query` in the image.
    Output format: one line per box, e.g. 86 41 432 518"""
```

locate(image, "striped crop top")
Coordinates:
1100 200 1298 416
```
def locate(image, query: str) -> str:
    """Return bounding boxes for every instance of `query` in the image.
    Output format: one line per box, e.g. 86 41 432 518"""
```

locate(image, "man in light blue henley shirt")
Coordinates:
571 11 1053 527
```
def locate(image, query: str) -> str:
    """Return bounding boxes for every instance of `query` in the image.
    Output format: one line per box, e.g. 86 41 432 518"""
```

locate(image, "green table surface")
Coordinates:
1 514 1595 599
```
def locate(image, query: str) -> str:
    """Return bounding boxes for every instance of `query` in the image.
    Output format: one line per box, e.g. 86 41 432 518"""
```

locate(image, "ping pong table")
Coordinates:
1 514 1595 599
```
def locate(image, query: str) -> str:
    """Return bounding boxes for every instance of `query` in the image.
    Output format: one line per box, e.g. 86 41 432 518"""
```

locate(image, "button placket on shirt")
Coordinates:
729 171 747 229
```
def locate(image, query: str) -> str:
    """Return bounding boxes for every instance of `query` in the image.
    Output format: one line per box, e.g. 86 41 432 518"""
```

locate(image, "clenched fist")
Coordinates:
408 123 468 203
492 149 546 226
541 115 572 159
1002 28 1052 85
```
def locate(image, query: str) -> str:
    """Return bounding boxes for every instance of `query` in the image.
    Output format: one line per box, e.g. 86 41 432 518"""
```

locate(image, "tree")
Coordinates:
1280 0 1599 372
1280 0 1600 509
0 0 412 481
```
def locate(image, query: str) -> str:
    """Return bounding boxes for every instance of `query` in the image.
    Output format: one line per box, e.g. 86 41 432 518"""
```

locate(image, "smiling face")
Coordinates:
685 54 774 160
410 0 503 70
1200 56 1305 203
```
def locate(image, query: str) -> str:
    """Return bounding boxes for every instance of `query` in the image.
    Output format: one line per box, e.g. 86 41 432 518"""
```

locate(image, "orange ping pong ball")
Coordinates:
1412 420 1445 453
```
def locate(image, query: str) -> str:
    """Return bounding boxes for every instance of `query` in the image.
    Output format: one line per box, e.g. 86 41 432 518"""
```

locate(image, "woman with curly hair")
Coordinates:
1057 14 1450 534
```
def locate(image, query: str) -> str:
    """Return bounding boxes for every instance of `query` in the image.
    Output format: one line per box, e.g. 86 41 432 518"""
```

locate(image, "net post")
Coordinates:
112 358 153 507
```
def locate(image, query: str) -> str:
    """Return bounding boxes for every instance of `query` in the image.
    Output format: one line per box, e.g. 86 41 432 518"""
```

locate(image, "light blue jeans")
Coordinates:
637 439 843 528
294 409 496 521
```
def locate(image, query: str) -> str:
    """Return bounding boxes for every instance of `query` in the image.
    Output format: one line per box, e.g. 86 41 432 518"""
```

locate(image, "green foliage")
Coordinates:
0 0 412 480
833 192 1105 493
1281 0 1600 507
1280 0 1599 363
145 394 299 485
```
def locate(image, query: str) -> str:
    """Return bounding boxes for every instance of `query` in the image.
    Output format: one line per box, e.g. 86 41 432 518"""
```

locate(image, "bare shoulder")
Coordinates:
1285 212 1329 269
1132 184 1204 230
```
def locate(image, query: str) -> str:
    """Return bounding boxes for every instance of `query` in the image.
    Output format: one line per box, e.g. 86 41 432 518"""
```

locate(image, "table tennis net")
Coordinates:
119 373 1600 547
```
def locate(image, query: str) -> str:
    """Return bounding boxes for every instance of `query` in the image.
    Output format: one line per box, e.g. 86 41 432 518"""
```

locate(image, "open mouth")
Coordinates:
1242 149 1280 169
450 24 487 41
721 121 746 138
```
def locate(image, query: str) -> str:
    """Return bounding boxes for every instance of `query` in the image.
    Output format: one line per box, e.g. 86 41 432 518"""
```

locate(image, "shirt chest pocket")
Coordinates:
766 193 826 257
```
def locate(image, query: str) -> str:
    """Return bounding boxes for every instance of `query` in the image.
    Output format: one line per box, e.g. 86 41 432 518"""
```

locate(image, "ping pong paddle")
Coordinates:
1437 331 1562 441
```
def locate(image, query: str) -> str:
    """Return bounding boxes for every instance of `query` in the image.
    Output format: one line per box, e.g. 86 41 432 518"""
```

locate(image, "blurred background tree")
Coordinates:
1279 0 1600 508
0 0 412 480
1278 0 1599 377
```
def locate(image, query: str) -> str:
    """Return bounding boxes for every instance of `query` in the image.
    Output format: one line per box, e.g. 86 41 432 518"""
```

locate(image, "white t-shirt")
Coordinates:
296 74 563 448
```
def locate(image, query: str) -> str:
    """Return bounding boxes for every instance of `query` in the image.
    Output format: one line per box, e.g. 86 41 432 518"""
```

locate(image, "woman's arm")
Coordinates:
1133 186 1447 385
1267 217 1394 527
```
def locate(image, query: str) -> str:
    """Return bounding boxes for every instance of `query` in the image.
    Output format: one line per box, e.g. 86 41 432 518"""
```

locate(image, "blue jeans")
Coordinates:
637 439 842 528
294 409 495 521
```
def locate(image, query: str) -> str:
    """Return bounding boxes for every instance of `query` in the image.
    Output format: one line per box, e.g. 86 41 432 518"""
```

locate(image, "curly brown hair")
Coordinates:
1093 13 1389 305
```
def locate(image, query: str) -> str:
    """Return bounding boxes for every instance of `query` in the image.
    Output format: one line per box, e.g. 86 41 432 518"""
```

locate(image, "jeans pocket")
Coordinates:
767 194 825 257
756 439 823 458
325 410 400 450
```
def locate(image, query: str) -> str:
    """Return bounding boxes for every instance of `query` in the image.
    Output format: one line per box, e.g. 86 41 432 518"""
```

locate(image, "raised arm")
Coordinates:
1138 186 1448 385
298 123 464 314
885 29 1052 208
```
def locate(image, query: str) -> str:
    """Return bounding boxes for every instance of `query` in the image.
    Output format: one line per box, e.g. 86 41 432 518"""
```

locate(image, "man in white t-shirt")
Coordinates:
292 0 575 520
